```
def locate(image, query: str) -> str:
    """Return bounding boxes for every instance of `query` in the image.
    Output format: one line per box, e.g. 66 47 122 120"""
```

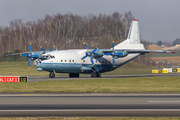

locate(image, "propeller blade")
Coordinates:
84 42 88 49
112 41 114 52
91 48 97 53
113 56 115 67
50 45 55 52
90 56 95 66
29 57 31 68
20 54 28 57
40 46 46 52
29 43 32 53
81 56 87 60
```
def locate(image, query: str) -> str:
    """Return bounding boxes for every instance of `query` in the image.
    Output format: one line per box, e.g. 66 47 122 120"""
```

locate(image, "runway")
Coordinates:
1 93 180 117
28 74 180 82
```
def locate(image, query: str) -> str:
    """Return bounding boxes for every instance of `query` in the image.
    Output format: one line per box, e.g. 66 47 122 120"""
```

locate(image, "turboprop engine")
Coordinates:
81 43 104 66
114 50 128 59
104 41 129 67
91 49 104 58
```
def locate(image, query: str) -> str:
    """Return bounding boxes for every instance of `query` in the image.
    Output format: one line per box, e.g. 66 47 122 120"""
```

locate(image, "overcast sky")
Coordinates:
0 0 179 43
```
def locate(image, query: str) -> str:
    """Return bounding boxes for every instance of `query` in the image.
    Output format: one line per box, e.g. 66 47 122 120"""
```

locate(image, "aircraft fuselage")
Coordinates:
34 50 139 74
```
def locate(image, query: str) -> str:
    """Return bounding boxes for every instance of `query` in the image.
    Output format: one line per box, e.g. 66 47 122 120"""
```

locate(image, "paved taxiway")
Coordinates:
1 93 180 117
28 74 180 82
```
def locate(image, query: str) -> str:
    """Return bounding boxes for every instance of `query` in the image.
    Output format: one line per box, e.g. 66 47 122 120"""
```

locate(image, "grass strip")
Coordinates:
0 117 180 120
0 61 153 76
0 76 180 93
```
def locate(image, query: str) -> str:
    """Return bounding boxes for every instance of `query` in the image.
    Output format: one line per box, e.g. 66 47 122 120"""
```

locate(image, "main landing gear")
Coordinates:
91 72 101 77
49 72 55 78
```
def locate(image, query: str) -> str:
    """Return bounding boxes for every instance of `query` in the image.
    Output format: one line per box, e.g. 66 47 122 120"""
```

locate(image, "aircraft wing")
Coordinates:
100 49 174 54
6 51 45 58
6 52 29 56
123 49 173 53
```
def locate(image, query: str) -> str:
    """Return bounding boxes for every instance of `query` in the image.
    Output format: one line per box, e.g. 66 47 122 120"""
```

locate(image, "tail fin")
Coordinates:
114 19 145 49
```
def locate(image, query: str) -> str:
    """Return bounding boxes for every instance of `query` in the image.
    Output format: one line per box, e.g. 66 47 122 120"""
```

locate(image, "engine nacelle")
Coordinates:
92 50 103 58
115 50 128 59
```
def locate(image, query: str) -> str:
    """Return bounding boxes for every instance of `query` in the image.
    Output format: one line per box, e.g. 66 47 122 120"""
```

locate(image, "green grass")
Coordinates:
0 76 180 93
0 61 48 76
152 53 180 57
0 60 153 76
0 117 180 120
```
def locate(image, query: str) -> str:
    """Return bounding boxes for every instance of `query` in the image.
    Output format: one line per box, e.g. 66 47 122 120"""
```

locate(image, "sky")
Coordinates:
0 0 179 43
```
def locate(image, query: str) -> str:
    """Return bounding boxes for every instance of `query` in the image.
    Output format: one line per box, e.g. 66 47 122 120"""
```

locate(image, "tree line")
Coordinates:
0 11 134 55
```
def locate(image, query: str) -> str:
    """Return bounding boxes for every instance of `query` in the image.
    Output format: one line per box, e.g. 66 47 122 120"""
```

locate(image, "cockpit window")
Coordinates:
40 54 55 60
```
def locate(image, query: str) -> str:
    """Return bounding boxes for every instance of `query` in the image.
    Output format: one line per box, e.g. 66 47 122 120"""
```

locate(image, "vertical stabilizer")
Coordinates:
127 19 140 44
114 19 144 49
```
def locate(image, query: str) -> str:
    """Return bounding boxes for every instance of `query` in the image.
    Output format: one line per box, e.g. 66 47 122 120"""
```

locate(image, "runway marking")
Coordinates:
21 94 35 95
148 101 180 103
1 93 180 97
0 109 180 111
91 93 103 95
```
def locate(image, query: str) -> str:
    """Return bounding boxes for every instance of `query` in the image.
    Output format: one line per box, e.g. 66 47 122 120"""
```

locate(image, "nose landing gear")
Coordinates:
49 72 55 78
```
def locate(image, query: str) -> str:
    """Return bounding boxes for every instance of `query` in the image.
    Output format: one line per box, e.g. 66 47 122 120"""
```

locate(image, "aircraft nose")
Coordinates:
33 59 41 67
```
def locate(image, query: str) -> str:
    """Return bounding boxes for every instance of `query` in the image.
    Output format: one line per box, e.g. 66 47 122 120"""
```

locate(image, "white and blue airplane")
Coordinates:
33 19 174 78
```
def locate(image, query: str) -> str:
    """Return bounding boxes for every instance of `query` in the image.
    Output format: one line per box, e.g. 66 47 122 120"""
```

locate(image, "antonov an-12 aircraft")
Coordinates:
32 19 174 78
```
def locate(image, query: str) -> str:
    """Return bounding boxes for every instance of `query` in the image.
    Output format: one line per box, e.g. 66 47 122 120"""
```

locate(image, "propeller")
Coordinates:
81 42 98 66
104 41 125 67
20 43 39 68
104 41 115 67
40 45 55 53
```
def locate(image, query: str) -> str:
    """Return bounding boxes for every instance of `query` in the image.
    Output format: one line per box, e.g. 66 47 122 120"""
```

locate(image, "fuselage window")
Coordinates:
65 60 66 62
61 60 63 62
96 61 97 63
102 61 104 63
72 60 74 62
83 60 85 62
69 60 71 62
99 61 101 63
105 61 107 63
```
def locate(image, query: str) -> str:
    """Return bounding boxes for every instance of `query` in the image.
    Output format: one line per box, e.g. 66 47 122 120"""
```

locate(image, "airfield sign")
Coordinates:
0 76 28 82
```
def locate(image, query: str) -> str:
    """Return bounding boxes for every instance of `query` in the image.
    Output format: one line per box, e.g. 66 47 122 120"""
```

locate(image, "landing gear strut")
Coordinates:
91 72 101 77
49 72 55 78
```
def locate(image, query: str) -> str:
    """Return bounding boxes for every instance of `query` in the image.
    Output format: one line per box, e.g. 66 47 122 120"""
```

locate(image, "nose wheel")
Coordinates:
49 72 55 78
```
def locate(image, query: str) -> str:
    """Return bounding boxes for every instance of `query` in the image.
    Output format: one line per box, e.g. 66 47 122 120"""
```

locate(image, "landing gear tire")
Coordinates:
91 72 96 77
49 72 55 78
69 73 79 78
91 72 101 77
96 72 101 77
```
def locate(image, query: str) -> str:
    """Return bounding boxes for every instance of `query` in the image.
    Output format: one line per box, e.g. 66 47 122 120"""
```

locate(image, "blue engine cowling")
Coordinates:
92 50 104 58
115 50 128 59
